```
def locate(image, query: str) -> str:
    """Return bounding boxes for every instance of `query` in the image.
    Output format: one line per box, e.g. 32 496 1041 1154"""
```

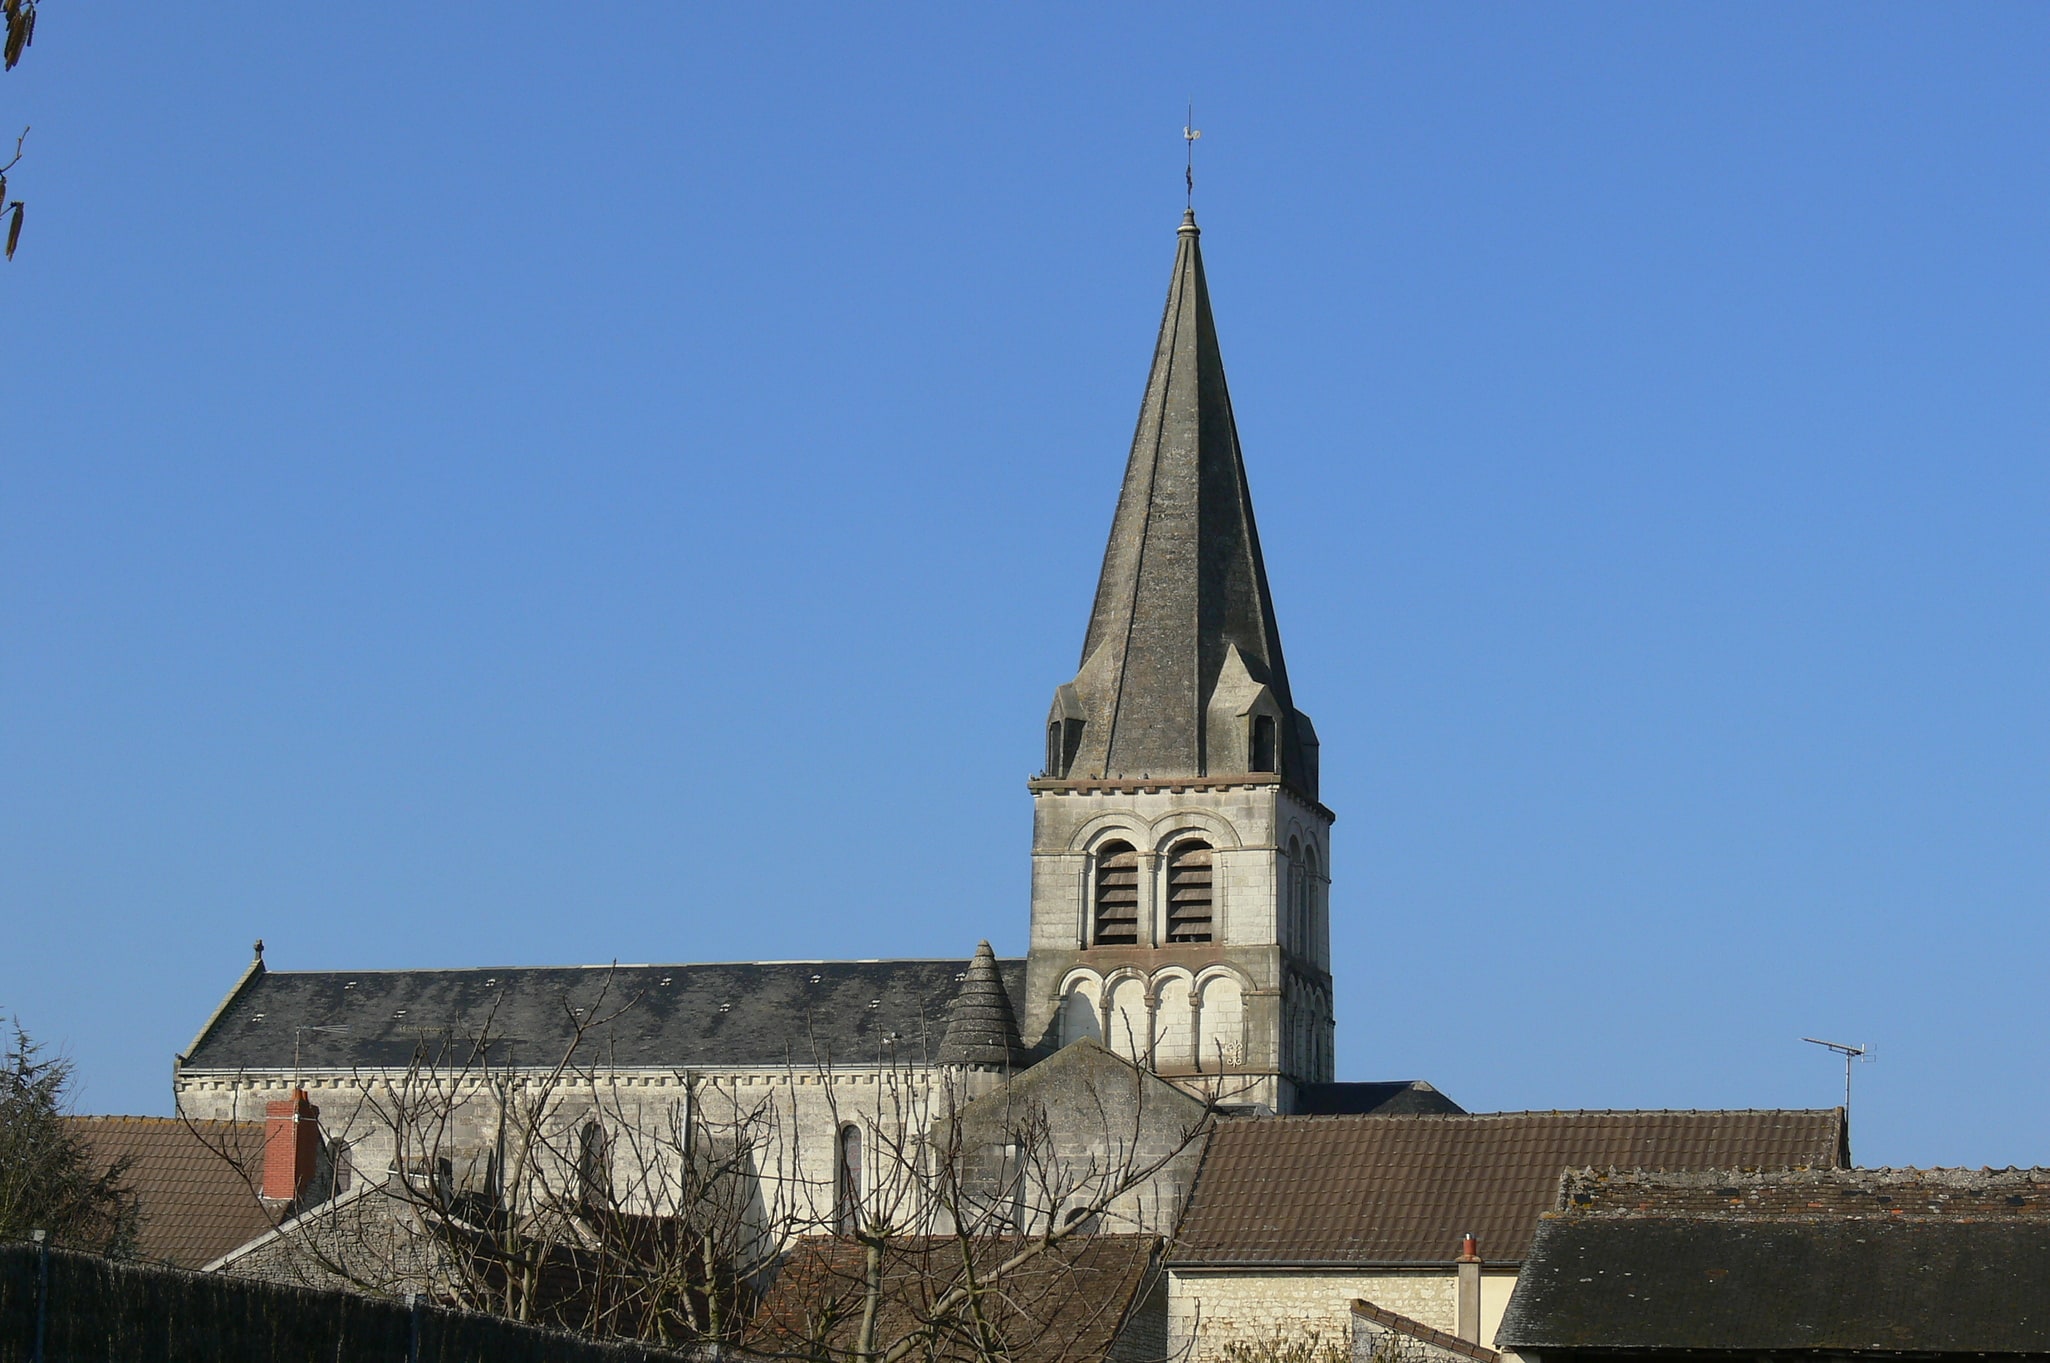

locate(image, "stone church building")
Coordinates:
166 213 1851 1359
173 207 1436 1237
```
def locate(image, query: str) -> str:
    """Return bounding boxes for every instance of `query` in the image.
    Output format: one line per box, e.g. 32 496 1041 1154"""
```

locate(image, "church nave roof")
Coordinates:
180 953 1028 1075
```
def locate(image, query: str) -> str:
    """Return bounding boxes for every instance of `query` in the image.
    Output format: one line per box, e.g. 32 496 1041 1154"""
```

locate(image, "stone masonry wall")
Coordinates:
1168 1271 1519 1362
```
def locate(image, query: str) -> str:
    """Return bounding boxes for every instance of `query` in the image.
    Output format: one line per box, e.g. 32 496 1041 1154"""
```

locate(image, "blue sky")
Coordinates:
3 7 2045 1167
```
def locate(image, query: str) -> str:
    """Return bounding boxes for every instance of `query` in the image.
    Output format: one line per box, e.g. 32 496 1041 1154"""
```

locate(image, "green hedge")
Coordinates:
0 1242 702 1363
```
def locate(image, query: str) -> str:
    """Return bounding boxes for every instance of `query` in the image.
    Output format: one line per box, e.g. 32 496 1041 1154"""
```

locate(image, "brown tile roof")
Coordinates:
749 1235 1160 1363
63 1116 277 1269
1168 1110 1847 1268
1351 1299 1499 1362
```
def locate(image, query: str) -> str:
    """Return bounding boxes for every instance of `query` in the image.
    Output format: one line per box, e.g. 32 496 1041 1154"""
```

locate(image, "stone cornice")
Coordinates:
1028 774 1335 823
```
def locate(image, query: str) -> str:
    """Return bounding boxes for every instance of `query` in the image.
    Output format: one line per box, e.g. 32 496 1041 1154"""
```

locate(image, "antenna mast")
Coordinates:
1802 1036 1870 1117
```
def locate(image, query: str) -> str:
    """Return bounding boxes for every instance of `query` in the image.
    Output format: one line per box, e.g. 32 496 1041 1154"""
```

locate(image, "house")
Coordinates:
1165 1110 1848 1361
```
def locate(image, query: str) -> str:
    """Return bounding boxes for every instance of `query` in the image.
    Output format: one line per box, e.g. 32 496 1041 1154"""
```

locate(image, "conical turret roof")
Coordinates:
936 941 1028 1069
1048 211 1316 796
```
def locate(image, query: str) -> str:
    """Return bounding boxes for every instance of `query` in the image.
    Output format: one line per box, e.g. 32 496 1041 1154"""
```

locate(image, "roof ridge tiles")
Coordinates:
254 956 1025 976
1233 1107 1838 1124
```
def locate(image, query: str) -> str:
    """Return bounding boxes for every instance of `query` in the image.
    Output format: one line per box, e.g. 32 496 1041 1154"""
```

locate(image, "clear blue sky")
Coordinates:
3 8 2045 1167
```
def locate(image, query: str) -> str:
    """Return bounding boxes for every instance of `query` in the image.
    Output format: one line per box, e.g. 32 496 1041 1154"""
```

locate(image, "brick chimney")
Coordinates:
1456 1233 1482 1343
263 1089 321 1203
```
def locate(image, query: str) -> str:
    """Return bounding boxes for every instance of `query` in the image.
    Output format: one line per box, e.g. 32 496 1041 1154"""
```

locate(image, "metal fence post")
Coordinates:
406 1291 422 1363
30 1230 48 1363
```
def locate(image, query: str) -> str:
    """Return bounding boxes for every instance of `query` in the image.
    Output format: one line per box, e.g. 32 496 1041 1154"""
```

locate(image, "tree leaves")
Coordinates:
2 0 35 72
0 1019 143 1254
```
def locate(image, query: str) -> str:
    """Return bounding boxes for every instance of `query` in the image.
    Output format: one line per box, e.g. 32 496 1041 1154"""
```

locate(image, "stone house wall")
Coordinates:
1169 1270 1519 1362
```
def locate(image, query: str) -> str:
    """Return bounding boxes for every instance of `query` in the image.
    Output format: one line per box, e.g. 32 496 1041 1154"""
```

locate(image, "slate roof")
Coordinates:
1295 1081 1466 1116
935 941 1029 1069
1043 210 1317 796
63 1116 275 1269
181 956 1028 1073
749 1234 1161 1363
1499 1216 2050 1354
1167 1110 1848 1269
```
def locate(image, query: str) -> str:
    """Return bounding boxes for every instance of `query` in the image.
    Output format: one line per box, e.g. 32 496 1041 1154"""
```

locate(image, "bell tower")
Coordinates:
1023 211 1334 1114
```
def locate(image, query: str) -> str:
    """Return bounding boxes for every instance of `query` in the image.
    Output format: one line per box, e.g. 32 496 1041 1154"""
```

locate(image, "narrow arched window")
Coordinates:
1250 714 1277 772
1093 842 1139 946
1286 838 1303 952
1166 841 1214 943
1047 722 1063 775
1304 846 1322 963
836 1123 863 1234
577 1121 609 1209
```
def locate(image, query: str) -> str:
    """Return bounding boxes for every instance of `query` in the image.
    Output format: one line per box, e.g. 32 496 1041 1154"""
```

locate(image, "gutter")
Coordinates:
1166 1259 1524 1273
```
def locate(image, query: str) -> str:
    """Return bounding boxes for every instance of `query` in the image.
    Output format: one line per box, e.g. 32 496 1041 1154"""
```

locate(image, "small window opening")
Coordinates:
1046 717 1084 777
1166 841 1214 943
835 1123 864 1234
1250 714 1277 773
1093 842 1140 946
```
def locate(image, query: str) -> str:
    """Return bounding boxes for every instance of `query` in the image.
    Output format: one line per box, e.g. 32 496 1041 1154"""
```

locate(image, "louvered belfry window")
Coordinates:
1093 842 1140 946
1166 841 1214 943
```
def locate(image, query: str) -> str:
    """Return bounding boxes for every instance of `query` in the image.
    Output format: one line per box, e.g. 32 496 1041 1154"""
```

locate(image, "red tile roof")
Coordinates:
1169 1110 1846 1268
64 1116 278 1269
750 1235 1160 1363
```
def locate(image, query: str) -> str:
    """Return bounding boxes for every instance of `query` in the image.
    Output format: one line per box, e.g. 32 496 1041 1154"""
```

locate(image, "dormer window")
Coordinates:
1250 714 1277 773
1166 841 1214 943
1093 842 1140 945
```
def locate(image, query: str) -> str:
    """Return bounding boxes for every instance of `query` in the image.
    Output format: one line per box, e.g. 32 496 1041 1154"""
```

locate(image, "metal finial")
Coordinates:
1184 103 1201 208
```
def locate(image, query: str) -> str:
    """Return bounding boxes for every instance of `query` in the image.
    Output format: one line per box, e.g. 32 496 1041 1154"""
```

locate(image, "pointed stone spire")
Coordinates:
1045 211 1318 797
936 942 1027 1069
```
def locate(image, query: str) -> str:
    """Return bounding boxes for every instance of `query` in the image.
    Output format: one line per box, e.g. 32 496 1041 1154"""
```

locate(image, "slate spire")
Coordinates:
936 942 1027 1069
1044 211 1317 796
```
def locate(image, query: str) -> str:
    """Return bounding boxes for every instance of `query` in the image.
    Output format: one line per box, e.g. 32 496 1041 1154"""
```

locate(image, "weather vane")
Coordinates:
1184 104 1201 207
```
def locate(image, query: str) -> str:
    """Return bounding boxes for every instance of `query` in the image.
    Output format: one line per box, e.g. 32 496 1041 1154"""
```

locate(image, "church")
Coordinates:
164 209 1849 1357
172 206 1445 1222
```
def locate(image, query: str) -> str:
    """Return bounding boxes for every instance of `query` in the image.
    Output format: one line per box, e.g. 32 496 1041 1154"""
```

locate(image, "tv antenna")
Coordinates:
1802 1036 1872 1117
293 1024 351 1089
